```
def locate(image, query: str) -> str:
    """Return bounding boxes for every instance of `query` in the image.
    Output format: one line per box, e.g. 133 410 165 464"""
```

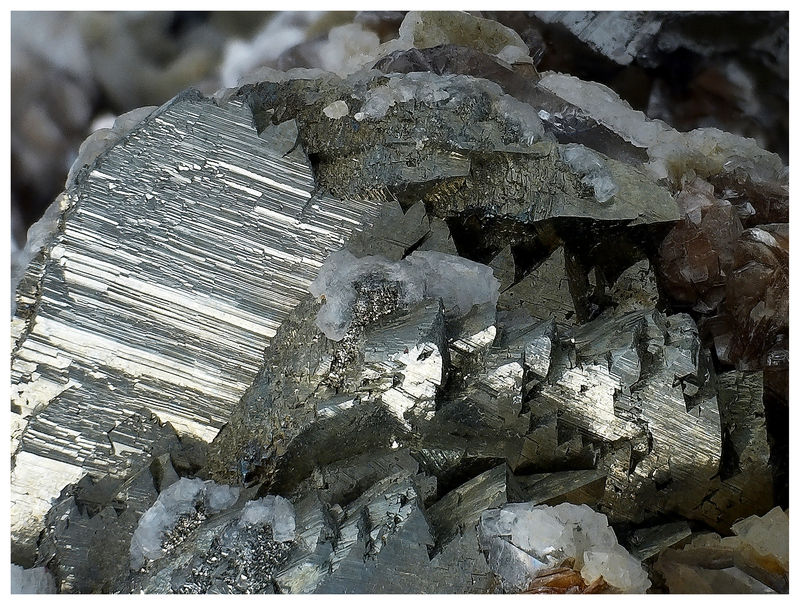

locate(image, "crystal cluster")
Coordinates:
478 502 651 593
10 10 787 595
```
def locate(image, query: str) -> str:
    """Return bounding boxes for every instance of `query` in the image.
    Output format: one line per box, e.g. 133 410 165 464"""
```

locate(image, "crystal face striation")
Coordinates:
10 9 788 595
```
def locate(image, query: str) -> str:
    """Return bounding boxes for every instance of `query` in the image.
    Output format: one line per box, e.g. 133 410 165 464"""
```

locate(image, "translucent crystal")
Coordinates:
732 507 789 570
129 478 242 570
204 483 240 513
657 177 743 312
355 73 452 121
239 496 296 542
539 72 787 189
129 478 205 569
656 507 788 593
322 100 349 119
309 249 499 341
478 502 650 593
560 143 618 202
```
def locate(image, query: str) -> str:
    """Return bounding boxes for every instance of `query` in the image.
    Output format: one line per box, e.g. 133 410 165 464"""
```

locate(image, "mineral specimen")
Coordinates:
655 507 789 593
657 177 743 312
10 90 381 562
478 502 651 593
10 564 56 594
10 10 788 596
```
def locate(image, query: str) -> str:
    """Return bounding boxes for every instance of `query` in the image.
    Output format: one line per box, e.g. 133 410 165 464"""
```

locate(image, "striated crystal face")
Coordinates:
10 10 787 595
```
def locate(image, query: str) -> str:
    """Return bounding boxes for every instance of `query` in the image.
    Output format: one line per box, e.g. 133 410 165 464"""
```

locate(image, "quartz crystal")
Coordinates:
10 10 787 595
478 502 650 593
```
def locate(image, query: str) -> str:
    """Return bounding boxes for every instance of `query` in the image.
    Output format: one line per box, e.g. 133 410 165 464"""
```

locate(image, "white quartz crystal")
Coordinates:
238 495 296 542
130 478 241 569
10 564 56 594
731 506 789 569
560 143 618 203
478 502 651 593
493 93 546 145
204 482 240 513
356 73 452 121
310 249 500 341
352 72 544 149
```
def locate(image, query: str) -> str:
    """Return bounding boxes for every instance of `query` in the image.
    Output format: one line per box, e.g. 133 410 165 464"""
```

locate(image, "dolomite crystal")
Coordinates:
724 224 788 368
657 177 743 312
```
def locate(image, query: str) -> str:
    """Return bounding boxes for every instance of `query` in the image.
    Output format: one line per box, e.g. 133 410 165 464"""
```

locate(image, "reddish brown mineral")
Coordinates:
523 564 613 594
724 223 789 369
657 178 743 312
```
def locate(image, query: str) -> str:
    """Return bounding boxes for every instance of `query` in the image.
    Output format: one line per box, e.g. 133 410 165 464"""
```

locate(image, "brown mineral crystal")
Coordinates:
657 177 743 312
523 563 613 594
724 223 788 369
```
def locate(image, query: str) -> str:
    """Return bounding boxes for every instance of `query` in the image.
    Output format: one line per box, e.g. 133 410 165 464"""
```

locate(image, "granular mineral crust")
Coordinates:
10 10 788 595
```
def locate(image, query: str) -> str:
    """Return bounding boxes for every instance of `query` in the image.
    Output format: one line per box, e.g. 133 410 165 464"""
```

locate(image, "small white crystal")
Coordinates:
496 44 532 65
271 496 297 542
561 143 618 203
130 478 242 569
732 506 789 569
493 94 545 144
204 481 240 513
239 496 277 527
129 477 204 569
322 100 349 120
539 72 787 189
358 74 452 121
239 495 296 542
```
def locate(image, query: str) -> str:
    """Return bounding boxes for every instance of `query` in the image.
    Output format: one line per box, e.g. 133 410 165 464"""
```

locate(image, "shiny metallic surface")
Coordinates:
10 92 381 561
